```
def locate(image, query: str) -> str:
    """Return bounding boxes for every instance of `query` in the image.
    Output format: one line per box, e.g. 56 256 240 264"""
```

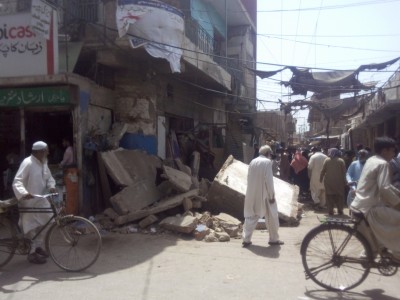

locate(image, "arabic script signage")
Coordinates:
0 87 70 107
31 0 53 40
0 12 58 77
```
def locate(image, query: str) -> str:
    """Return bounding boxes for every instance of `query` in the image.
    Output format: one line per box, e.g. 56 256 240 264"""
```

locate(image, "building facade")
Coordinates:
0 0 257 215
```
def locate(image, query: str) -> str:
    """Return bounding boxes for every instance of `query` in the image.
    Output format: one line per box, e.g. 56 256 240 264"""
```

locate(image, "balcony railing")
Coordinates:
51 0 99 25
184 17 216 56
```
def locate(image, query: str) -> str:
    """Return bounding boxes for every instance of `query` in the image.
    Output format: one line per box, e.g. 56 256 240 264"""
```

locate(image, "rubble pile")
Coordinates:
95 150 303 241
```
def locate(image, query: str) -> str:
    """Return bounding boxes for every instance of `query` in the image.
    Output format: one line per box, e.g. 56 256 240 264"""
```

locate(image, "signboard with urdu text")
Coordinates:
0 87 70 107
0 11 58 77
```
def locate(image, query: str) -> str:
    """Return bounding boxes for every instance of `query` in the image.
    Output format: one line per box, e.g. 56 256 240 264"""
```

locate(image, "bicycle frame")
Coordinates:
12 194 66 243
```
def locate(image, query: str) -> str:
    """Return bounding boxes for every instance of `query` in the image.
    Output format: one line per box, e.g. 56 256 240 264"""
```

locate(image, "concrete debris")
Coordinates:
110 179 161 215
162 165 192 192
103 207 119 220
199 178 211 196
101 148 162 187
139 215 159 229
213 213 241 226
175 158 192 176
215 231 230 242
159 215 198 234
114 189 199 225
182 197 193 211
193 224 210 240
256 218 267 230
204 231 219 242
192 199 202 209
205 155 300 224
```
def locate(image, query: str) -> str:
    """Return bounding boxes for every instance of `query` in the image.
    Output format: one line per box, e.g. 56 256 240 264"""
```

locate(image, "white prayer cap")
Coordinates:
32 141 48 150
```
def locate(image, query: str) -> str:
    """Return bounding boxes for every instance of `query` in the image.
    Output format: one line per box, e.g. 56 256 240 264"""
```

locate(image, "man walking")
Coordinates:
13 141 56 264
242 145 284 247
308 147 327 210
320 148 347 215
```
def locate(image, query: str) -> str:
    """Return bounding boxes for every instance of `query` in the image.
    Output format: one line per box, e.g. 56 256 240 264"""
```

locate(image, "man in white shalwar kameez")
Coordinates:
242 145 284 247
351 137 400 263
13 141 56 264
308 148 327 210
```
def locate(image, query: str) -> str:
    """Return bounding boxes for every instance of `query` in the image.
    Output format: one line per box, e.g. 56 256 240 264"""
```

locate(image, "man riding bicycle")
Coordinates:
350 136 400 264
12 141 57 264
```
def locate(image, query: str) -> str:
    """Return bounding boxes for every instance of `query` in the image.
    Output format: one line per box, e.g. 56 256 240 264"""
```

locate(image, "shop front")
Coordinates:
0 85 77 210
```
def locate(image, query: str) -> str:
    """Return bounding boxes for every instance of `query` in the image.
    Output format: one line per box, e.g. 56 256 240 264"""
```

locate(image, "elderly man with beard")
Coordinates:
13 141 56 264
242 145 284 247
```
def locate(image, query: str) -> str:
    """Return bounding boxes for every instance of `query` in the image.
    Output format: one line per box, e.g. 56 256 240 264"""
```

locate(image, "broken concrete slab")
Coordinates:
163 165 192 192
103 207 119 220
114 189 199 225
175 158 192 176
101 149 162 186
110 179 161 215
139 215 159 229
205 155 300 224
159 215 198 234
213 213 241 226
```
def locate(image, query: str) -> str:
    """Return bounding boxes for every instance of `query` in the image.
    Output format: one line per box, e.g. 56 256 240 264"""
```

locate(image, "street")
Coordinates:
1 207 399 300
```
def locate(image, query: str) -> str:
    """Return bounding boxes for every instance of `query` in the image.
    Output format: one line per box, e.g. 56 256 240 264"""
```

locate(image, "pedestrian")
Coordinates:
290 149 309 195
390 153 400 189
242 145 284 247
12 141 57 264
346 149 368 207
59 137 74 168
253 143 259 159
276 148 290 182
320 148 347 215
350 137 400 264
308 147 327 210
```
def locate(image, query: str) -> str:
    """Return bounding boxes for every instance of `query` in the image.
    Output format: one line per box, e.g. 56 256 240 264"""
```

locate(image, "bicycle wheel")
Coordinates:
0 218 17 268
301 223 372 291
46 216 102 272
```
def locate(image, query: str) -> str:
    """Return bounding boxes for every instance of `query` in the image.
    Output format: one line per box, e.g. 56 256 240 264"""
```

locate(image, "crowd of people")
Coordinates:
255 141 400 216
242 137 400 262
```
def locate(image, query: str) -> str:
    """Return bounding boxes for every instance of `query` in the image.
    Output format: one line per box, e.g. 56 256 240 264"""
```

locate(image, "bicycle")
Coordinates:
0 193 102 272
300 209 399 291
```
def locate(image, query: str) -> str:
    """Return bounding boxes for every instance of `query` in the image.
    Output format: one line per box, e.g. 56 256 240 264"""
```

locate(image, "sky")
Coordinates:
256 0 400 132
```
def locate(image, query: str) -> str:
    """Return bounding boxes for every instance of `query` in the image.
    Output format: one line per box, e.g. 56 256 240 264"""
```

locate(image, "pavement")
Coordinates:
1 205 399 300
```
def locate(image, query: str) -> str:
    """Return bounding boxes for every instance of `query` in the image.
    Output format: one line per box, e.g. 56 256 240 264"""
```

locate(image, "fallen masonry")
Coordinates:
95 149 302 242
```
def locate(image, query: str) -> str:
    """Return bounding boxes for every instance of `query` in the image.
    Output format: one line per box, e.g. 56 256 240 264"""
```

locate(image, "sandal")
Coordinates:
27 252 47 264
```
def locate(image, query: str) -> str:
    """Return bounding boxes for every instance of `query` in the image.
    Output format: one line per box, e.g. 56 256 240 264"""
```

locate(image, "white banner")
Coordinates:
116 0 184 73
0 12 58 77
31 0 53 40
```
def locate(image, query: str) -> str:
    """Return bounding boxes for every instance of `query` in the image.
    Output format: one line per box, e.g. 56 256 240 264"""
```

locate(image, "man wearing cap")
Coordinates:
13 141 56 264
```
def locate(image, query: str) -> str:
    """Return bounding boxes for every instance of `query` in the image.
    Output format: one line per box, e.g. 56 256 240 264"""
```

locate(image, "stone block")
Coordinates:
139 215 159 228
